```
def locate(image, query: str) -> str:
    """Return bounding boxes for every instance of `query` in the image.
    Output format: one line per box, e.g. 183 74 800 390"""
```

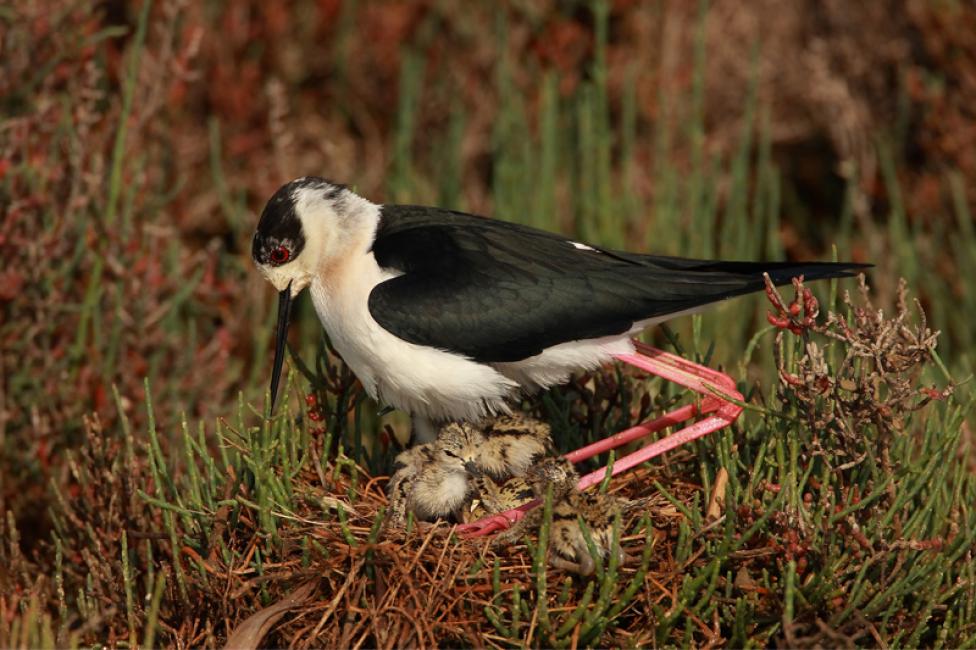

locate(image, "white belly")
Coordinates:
492 336 635 388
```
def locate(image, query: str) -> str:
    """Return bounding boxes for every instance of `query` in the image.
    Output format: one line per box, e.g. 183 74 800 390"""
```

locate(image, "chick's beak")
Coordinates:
269 281 292 413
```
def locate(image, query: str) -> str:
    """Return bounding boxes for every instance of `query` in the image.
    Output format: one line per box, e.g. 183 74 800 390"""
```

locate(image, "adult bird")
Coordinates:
252 176 865 441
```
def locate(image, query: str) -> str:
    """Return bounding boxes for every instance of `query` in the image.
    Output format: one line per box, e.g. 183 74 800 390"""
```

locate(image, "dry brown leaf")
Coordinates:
222 581 317 650
706 468 729 520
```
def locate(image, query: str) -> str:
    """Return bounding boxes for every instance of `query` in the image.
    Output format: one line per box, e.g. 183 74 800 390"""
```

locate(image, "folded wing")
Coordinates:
369 205 866 362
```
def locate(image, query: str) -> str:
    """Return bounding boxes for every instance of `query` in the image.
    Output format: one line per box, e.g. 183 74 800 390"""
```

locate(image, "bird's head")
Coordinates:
436 423 486 476
252 176 362 411
252 176 354 297
524 457 579 500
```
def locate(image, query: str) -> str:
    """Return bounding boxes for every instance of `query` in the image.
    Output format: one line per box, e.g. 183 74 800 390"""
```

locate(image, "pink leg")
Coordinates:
573 342 742 490
457 341 744 538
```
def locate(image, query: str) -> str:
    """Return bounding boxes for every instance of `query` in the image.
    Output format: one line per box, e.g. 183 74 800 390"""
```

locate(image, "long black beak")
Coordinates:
269 282 292 414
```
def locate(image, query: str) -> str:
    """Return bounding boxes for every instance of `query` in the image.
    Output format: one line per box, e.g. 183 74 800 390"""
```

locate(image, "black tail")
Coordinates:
650 258 871 286
618 255 871 321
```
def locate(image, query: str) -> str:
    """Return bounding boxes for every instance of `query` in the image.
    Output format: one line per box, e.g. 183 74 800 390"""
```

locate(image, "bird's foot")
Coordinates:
456 500 537 537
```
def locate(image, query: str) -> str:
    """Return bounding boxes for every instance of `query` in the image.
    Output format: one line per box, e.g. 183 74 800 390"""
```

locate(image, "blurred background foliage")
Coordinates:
1 0 975 645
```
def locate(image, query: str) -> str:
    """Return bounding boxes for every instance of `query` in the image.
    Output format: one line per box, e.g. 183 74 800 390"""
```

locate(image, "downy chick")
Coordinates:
386 419 495 525
386 414 554 526
494 457 624 576
436 415 552 522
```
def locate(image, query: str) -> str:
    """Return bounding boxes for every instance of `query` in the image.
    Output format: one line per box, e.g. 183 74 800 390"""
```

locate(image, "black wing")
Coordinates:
368 205 867 362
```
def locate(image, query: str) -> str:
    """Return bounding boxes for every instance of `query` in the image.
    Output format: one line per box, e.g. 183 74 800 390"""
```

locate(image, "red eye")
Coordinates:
270 246 290 265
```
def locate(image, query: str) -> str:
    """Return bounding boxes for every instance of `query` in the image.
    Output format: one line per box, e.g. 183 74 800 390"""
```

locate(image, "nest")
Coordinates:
225 452 699 649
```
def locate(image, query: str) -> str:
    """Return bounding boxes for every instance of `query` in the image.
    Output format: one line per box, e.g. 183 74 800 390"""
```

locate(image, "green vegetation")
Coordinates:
1 0 973 646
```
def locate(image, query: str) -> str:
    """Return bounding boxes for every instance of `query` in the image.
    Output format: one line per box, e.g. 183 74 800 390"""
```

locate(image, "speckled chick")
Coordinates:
494 457 624 576
387 419 493 525
386 414 555 527
386 441 474 525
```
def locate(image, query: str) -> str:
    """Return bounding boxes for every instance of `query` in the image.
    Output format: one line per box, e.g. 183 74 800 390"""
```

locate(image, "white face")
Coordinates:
254 177 368 412
252 177 349 298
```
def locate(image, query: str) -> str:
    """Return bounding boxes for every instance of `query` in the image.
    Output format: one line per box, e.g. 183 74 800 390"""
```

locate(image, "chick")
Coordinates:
494 457 625 576
386 440 476 524
408 449 477 523
387 421 489 525
385 414 556 527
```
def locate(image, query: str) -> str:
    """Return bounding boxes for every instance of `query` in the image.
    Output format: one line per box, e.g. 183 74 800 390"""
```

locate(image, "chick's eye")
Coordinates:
269 245 290 265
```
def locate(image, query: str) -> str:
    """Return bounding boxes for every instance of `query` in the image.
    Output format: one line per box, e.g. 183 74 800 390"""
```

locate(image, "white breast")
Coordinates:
308 250 520 421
